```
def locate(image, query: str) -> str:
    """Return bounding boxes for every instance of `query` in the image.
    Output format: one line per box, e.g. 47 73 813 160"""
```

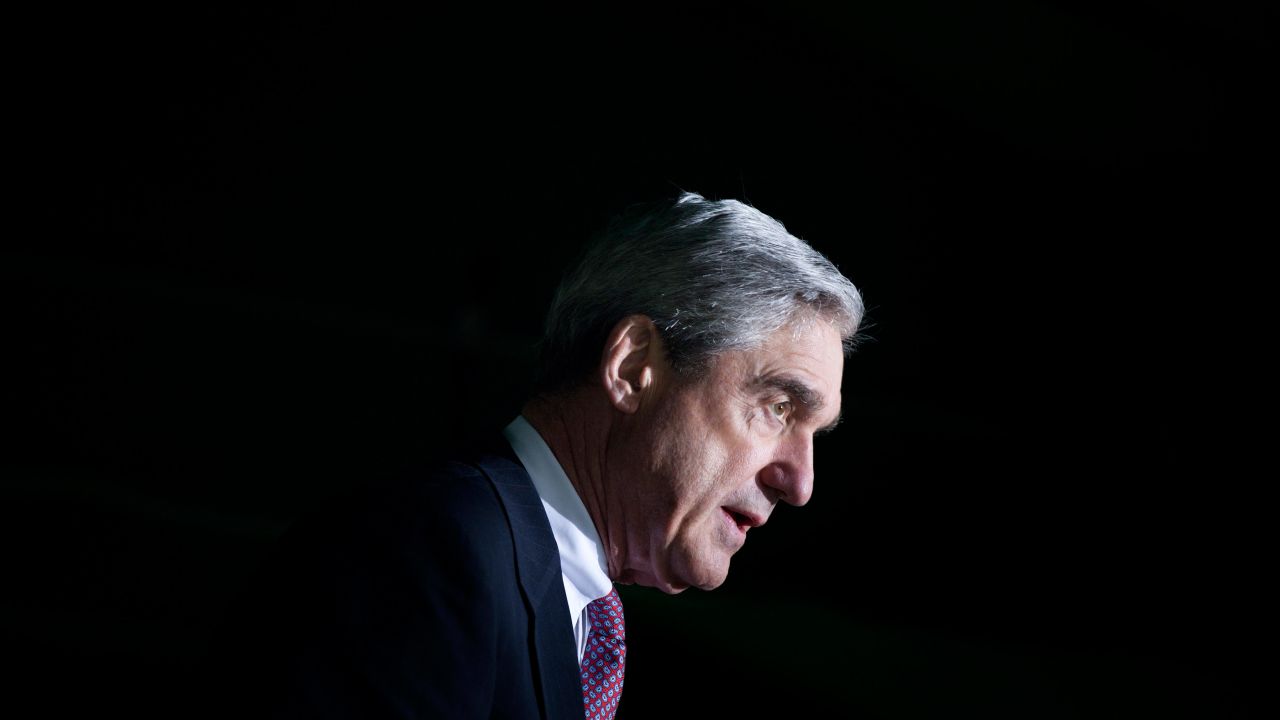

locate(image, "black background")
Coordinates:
6 1 1274 717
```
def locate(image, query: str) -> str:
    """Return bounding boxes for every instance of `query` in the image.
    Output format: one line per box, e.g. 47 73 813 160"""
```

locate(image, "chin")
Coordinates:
618 566 692 595
671 555 730 592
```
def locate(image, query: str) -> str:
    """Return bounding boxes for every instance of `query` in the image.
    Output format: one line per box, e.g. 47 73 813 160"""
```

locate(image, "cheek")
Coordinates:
640 416 718 518
653 391 768 517
651 434 731 527
686 442 764 513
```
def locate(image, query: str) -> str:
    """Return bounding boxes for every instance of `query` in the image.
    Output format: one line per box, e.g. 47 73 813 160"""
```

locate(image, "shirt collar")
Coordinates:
503 415 613 617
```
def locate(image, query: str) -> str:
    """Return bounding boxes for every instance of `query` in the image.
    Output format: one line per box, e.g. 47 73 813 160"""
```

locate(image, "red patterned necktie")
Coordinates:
580 588 626 720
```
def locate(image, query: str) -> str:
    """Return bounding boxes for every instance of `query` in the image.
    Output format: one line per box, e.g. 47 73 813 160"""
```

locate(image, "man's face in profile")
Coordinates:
623 317 844 593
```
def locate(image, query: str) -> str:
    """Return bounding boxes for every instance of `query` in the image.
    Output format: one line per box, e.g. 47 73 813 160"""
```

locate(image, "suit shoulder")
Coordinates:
292 467 488 565
386 456 514 533
267 455 521 576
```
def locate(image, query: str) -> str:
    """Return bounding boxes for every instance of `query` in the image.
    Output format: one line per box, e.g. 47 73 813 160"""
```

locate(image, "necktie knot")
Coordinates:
580 587 625 720
586 588 626 643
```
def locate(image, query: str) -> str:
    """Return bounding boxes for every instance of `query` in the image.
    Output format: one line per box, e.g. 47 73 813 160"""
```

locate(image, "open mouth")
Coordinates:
723 508 750 533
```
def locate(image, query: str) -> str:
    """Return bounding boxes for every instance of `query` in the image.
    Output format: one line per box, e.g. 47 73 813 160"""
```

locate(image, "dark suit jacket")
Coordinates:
202 441 584 719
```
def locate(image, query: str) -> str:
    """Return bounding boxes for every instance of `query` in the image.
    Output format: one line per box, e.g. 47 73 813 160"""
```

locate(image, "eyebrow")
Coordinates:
750 374 843 436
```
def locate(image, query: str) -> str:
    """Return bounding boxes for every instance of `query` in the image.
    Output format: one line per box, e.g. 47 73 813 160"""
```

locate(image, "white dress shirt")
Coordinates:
503 415 614 662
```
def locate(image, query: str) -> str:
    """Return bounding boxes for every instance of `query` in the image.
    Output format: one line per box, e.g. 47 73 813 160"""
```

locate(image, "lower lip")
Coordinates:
721 508 747 538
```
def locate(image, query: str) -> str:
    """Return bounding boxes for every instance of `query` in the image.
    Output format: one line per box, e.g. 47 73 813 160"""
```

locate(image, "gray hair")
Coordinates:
534 191 864 393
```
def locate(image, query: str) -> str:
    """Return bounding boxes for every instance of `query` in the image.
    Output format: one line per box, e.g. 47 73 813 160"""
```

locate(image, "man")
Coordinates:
205 191 863 719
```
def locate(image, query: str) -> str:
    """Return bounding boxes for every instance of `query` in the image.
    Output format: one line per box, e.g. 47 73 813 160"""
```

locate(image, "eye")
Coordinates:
769 400 793 422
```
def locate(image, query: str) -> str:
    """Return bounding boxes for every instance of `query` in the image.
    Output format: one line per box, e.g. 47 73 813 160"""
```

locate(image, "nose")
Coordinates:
760 432 815 507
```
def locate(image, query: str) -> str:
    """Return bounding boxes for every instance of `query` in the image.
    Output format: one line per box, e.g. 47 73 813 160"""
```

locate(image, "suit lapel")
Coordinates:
476 447 583 720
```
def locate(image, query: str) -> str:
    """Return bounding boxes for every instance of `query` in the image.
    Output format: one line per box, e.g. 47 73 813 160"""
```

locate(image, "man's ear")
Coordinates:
599 314 664 414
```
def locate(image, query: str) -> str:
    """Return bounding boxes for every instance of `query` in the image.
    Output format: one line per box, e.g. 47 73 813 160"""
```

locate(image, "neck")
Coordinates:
522 391 626 581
